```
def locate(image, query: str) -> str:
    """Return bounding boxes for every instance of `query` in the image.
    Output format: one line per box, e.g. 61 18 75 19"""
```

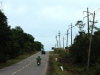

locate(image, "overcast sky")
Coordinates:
1 0 100 51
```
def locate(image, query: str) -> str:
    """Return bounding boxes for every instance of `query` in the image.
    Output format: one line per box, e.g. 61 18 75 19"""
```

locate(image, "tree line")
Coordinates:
69 20 100 65
69 20 100 74
0 10 43 63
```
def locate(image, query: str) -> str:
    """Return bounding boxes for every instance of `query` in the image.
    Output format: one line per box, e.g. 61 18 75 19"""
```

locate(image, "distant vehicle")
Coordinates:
41 50 46 54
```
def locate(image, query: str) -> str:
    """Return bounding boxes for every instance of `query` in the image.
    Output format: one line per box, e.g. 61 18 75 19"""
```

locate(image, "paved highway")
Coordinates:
0 51 49 75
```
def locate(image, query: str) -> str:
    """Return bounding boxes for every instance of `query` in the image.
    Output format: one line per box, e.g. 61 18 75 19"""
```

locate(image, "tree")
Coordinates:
0 10 11 63
0 10 44 62
34 41 43 51
70 32 89 64
75 20 85 32
70 29 100 65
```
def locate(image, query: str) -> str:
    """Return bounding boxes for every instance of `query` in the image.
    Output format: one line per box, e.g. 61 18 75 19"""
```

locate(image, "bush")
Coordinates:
89 64 100 75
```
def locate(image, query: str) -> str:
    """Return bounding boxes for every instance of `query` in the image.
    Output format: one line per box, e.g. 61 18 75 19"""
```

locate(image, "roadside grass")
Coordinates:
50 49 100 75
0 51 37 69
49 51 86 75
49 51 66 75
49 51 54 54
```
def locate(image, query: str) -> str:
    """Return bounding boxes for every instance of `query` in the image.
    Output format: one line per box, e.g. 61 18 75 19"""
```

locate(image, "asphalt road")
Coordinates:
0 51 49 75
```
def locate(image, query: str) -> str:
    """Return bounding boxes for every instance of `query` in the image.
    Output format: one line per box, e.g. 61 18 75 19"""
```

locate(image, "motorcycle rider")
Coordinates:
36 56 41 64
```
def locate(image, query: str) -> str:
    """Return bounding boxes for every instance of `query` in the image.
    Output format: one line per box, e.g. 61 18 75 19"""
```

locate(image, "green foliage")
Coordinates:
0 10 44 63
54 48 67 60
70 32 89 63
49 54 66 75
75 20 85 32
88 64 100 75
34 41 43 51
70 30 100 65
0 10 11 63
54 48 65 53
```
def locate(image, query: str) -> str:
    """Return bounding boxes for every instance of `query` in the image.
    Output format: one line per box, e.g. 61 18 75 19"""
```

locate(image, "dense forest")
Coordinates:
0 10 43 63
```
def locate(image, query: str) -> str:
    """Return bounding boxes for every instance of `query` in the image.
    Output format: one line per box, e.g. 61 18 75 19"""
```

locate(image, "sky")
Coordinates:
0 0 100 51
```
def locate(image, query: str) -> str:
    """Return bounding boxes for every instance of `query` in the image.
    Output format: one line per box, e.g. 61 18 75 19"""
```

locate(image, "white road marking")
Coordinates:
12 72 17 74
25 65 27 67
12 60 34 74
22 67 24 69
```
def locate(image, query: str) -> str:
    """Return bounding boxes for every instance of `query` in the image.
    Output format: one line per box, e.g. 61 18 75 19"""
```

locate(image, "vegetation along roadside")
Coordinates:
48 47 100 75
0 9 44 69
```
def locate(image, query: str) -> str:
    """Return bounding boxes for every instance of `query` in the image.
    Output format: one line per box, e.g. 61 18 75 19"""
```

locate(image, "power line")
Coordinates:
88 0 99 8
90 2 100 11
88 8 100 23
94 8 100 17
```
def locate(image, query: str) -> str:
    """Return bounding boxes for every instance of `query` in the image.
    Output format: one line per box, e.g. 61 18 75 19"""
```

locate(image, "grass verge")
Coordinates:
48 51 86 75
0 51 37 69
48 51 66 75
49 49 100 75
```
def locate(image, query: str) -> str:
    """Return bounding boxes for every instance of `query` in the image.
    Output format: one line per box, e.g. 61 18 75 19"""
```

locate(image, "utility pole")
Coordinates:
83 8 90 35
58 31 61 48
69 23 73 46
65 29 69 47
55 35 58 48
87 8 89 34
87 11 97 74
63 36 65 49
71 23 72 46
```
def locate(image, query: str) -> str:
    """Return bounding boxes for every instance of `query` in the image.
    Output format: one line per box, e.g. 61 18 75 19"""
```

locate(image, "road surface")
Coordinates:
0 51 49 75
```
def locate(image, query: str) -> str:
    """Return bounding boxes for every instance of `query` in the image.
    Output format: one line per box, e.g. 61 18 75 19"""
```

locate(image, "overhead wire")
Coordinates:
90 3 100 11
73 0 100 26
88 0 99 8
89 8 100 23
83 0 100 20
76 0 100 33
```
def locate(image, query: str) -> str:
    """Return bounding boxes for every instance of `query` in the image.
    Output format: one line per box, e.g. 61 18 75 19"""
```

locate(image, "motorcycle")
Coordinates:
37 61 41 66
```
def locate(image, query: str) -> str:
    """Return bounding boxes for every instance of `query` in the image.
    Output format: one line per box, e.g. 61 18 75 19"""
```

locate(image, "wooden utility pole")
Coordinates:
69 23 73 46
63 36 65 49
87 8 90 34
83 8 90 35
87 11 97 74
55 35 58 48
58 31 61 48
65 29 69 47
71 23 72 46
